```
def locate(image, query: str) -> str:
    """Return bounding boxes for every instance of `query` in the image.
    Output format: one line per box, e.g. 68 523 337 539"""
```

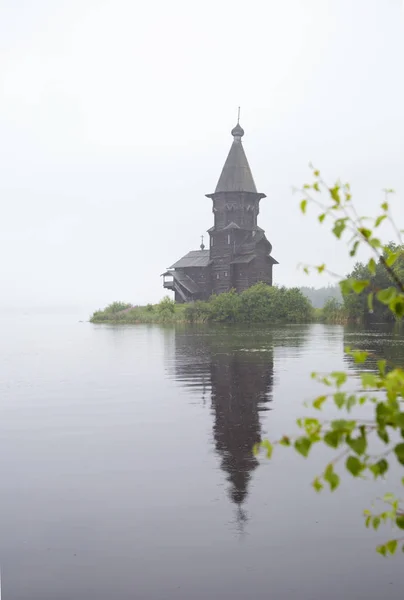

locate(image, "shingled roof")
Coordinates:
169 249 211 269
215 123 257 193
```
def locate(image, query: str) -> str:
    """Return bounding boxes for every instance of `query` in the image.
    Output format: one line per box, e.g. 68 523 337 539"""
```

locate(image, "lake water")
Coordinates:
0 312 403 599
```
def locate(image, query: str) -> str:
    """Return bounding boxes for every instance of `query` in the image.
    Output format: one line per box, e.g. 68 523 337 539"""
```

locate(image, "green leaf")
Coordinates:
352 350 368 364
312 478 323 492
331 371 347 387
358 227 372 239
377 428 389 444
350 241 360 257
385 251 400 267
347 433 367 456
373 516 381 530
368 258 376 275
318 213 326 223
351 280 370 294
369 459 388 478
396 516 404 530
377 287 397 305
313 182 320 192
375 215 387 227
300 199 308 214
346 395 356 412
313 169 320 177
317 264 325 274
313 395 327 410
332 219 347 239
361 372 378 387
365 515 371 528
381 201 389 211
389 297 404 318
330 185 341 204
386 540 398 555
346 455 363 476
394 443 404 466
294 437 312 458
331 419 356 432
324 464 340 491
369 237 381 249
324 430 342 448
377 360 386 376
333 393 346 409
279 436 291 446
339 279 352 295
377 544 387 557
262 440 273 459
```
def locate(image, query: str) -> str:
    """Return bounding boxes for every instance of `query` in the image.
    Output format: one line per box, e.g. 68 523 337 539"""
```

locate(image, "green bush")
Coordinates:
321 297 346 323
184 301 211 323
105 301 132 314
208 289 241 323
90 285 315 325
157 296 175 314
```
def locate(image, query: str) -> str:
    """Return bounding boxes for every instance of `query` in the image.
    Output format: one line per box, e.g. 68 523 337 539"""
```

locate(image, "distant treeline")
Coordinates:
299 285 342 308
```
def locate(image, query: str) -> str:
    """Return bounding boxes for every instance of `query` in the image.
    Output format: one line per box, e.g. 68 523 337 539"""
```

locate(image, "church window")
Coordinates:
216 273 220 279
227 234 231 244
224 271 228 277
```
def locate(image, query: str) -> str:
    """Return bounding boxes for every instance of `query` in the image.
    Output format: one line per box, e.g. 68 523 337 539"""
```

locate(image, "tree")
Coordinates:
343 243 404 323
255 169 404 556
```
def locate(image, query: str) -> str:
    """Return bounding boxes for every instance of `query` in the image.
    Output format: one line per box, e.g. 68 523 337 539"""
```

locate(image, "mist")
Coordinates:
1 0 403 311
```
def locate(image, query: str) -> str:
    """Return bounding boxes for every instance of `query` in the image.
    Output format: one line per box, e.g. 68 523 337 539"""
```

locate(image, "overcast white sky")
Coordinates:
1 0 403 310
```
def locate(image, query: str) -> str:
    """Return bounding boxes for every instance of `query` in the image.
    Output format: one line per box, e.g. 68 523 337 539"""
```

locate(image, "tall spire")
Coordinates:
215 117 257 193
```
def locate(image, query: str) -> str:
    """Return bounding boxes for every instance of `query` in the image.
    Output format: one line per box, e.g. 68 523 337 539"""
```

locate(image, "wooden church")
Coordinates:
162 119 278 302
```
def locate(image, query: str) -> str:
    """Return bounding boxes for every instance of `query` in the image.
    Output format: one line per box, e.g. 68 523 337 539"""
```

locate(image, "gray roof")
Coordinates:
169 249 211 269
231 254 256 264
215 125 257 193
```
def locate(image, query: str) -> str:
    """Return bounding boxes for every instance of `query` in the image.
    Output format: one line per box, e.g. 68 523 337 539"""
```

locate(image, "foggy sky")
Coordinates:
1 0 403 311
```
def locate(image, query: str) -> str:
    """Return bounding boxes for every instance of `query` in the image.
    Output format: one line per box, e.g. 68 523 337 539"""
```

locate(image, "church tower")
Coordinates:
206 119 277 295
162 117 277 302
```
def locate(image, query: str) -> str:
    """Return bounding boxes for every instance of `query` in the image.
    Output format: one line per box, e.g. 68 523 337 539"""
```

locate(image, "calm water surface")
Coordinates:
0 312 403 599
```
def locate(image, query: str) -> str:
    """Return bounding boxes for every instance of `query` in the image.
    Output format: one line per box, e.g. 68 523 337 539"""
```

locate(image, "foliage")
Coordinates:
319 297 347 324
342 243 404 323
104 301 132 314
238 283 313 323
90 301 187 324
208 289 241 323
183 301 211 323
157 296 176 321
255 167 404 556
90 301 132 321
90 284 314 325
204 283 313 324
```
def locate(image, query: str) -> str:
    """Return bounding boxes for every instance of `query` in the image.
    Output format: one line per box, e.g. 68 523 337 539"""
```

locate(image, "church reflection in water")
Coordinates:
168 328 275 520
